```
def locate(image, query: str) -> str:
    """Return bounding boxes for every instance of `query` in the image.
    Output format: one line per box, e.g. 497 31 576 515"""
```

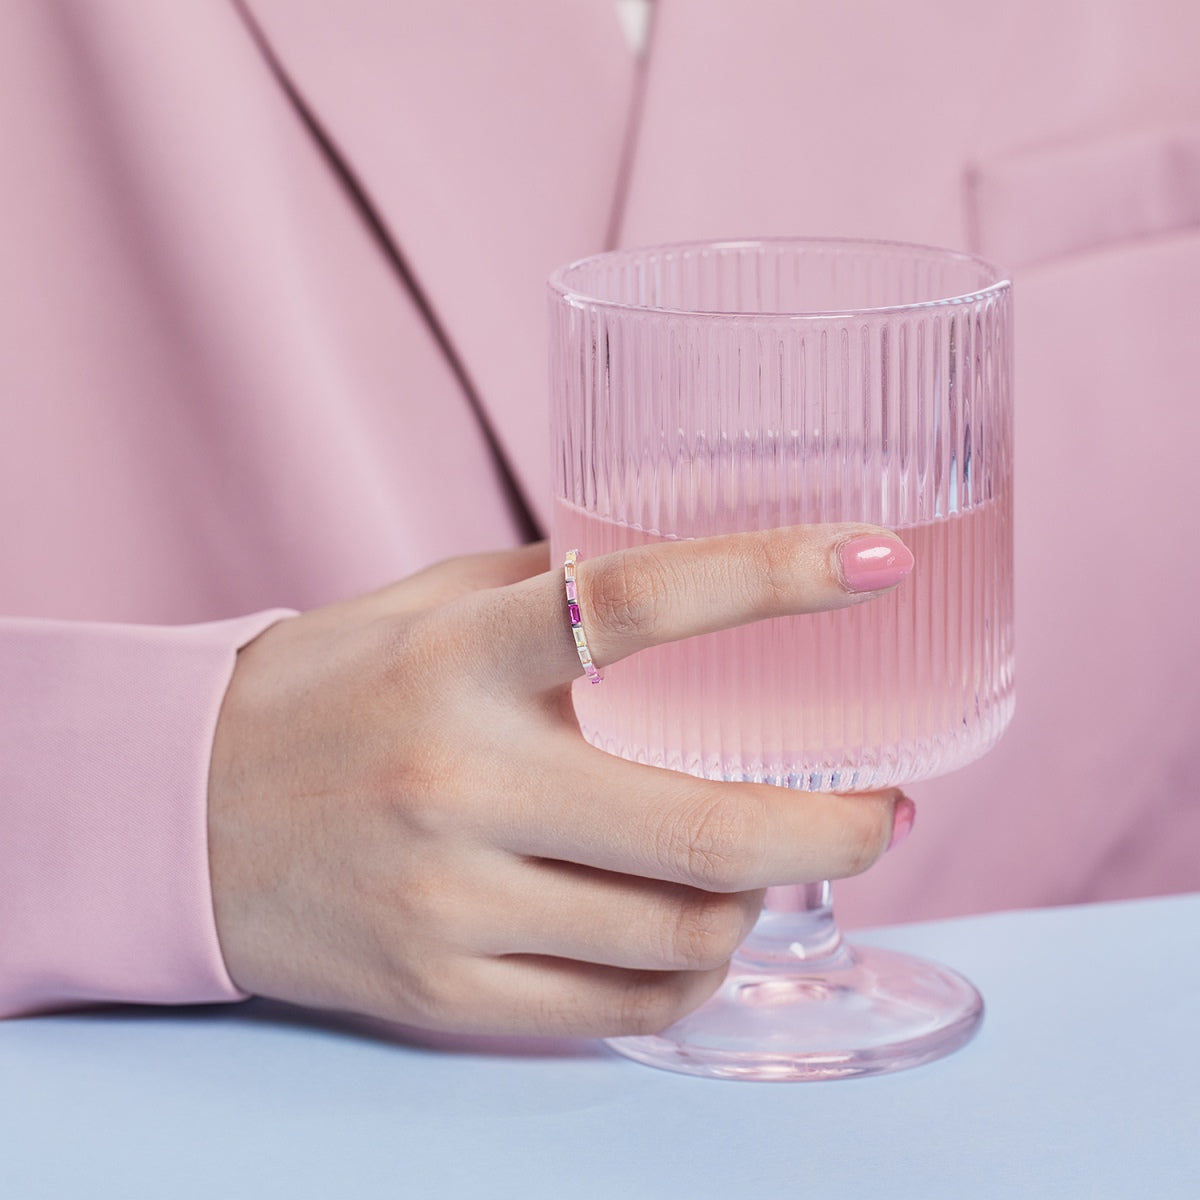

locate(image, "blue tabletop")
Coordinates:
2 893 1198 1199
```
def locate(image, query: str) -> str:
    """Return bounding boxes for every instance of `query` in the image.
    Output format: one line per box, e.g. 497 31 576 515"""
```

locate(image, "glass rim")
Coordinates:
548 235 1011 320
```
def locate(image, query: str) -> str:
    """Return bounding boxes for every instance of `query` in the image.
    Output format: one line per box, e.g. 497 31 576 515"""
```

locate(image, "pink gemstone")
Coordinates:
568 602 581 625
565 579 577 602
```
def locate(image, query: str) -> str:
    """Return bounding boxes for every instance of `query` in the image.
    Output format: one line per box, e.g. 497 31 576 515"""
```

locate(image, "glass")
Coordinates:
549 238 1013 1080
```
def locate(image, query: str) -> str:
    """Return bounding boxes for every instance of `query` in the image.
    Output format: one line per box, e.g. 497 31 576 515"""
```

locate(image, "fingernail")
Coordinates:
838 535 914 593
887 794 916 852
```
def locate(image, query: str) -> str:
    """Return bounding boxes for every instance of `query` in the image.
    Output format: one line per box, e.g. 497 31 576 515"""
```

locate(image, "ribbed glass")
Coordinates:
550 239 1013 792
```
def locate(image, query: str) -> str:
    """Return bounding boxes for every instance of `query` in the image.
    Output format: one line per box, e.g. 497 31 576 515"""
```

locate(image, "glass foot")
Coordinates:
606 942 983 1081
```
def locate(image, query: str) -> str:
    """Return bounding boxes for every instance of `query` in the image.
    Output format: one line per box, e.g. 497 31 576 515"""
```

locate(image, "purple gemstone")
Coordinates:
568 602 581 625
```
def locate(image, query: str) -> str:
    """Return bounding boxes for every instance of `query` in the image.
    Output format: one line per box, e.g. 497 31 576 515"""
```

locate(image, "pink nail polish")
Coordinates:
887 795 916 852
839 535 915 593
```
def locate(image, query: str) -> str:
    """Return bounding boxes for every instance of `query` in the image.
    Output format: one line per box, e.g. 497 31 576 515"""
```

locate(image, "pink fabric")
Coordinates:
240 0 637 529
2 0 1198 1016
967 125 1200 269
0 0 536 624
0 611 291 1017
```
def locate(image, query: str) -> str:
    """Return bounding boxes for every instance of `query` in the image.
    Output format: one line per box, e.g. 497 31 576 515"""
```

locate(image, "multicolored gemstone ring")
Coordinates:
563 548 602 684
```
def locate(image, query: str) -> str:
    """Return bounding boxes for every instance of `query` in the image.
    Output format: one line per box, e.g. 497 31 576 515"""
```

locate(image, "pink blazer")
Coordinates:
2 0 1198 1017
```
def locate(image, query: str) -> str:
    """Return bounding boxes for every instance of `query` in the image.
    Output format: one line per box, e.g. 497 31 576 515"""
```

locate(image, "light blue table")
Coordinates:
3 894 1197 1199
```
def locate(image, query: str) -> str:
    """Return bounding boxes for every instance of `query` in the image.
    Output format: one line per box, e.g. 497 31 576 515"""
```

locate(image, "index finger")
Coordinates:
493 524 913 694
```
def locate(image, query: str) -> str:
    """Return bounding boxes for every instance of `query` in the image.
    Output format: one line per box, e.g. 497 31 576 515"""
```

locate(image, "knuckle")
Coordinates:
751 531 798 613
656 792 759 891
385 861 456 935
375 608 426 665
393 954 466 1030
377 605 479 700
586 552 671 639
376 611 448 697
389 784 450 839
666 893 747 969
366 918 450 1025
378 740 466 839
609 973 695 1036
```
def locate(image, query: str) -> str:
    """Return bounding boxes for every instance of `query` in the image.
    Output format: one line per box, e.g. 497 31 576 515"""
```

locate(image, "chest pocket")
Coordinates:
966 124 1200 269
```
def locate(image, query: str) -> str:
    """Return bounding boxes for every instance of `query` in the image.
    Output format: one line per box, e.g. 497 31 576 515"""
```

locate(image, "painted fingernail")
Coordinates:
887 794 916 852
838 535 914 593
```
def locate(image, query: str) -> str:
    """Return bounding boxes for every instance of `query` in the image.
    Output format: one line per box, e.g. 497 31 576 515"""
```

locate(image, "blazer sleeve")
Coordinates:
0 610 295 1018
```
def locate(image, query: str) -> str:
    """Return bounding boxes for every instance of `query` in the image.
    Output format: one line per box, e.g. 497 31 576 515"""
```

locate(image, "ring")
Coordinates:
563 549 602 684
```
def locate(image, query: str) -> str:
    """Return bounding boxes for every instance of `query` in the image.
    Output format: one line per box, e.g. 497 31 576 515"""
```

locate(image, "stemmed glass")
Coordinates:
548 239 1013 1080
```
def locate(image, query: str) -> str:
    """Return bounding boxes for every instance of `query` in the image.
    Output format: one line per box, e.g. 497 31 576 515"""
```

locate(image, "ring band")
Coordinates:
563 549 602 685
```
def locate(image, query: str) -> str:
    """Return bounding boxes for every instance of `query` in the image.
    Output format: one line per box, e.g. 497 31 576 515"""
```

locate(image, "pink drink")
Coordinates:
555 496 1013 792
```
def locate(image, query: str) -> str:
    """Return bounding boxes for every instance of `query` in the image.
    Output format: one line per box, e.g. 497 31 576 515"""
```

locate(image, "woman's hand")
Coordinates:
207 526 914 1037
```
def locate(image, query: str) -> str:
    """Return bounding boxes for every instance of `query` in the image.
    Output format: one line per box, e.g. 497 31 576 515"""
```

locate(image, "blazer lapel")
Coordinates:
239 0 638 528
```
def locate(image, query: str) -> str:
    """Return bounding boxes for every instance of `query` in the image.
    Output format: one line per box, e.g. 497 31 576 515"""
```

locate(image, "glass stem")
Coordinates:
733 883 850 971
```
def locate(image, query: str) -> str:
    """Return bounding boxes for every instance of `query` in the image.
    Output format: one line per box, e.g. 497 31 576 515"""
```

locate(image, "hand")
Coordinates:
207 526 914 1037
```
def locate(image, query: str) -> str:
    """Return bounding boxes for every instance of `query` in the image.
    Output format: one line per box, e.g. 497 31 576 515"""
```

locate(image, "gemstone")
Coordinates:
568 602 581 624
565 579 577 602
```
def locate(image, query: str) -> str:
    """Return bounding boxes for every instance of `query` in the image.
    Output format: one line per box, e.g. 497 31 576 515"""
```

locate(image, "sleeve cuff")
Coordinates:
0 610 296 1017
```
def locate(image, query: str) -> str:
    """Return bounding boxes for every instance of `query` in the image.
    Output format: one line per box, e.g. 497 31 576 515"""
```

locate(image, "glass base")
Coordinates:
606 942 983 1081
